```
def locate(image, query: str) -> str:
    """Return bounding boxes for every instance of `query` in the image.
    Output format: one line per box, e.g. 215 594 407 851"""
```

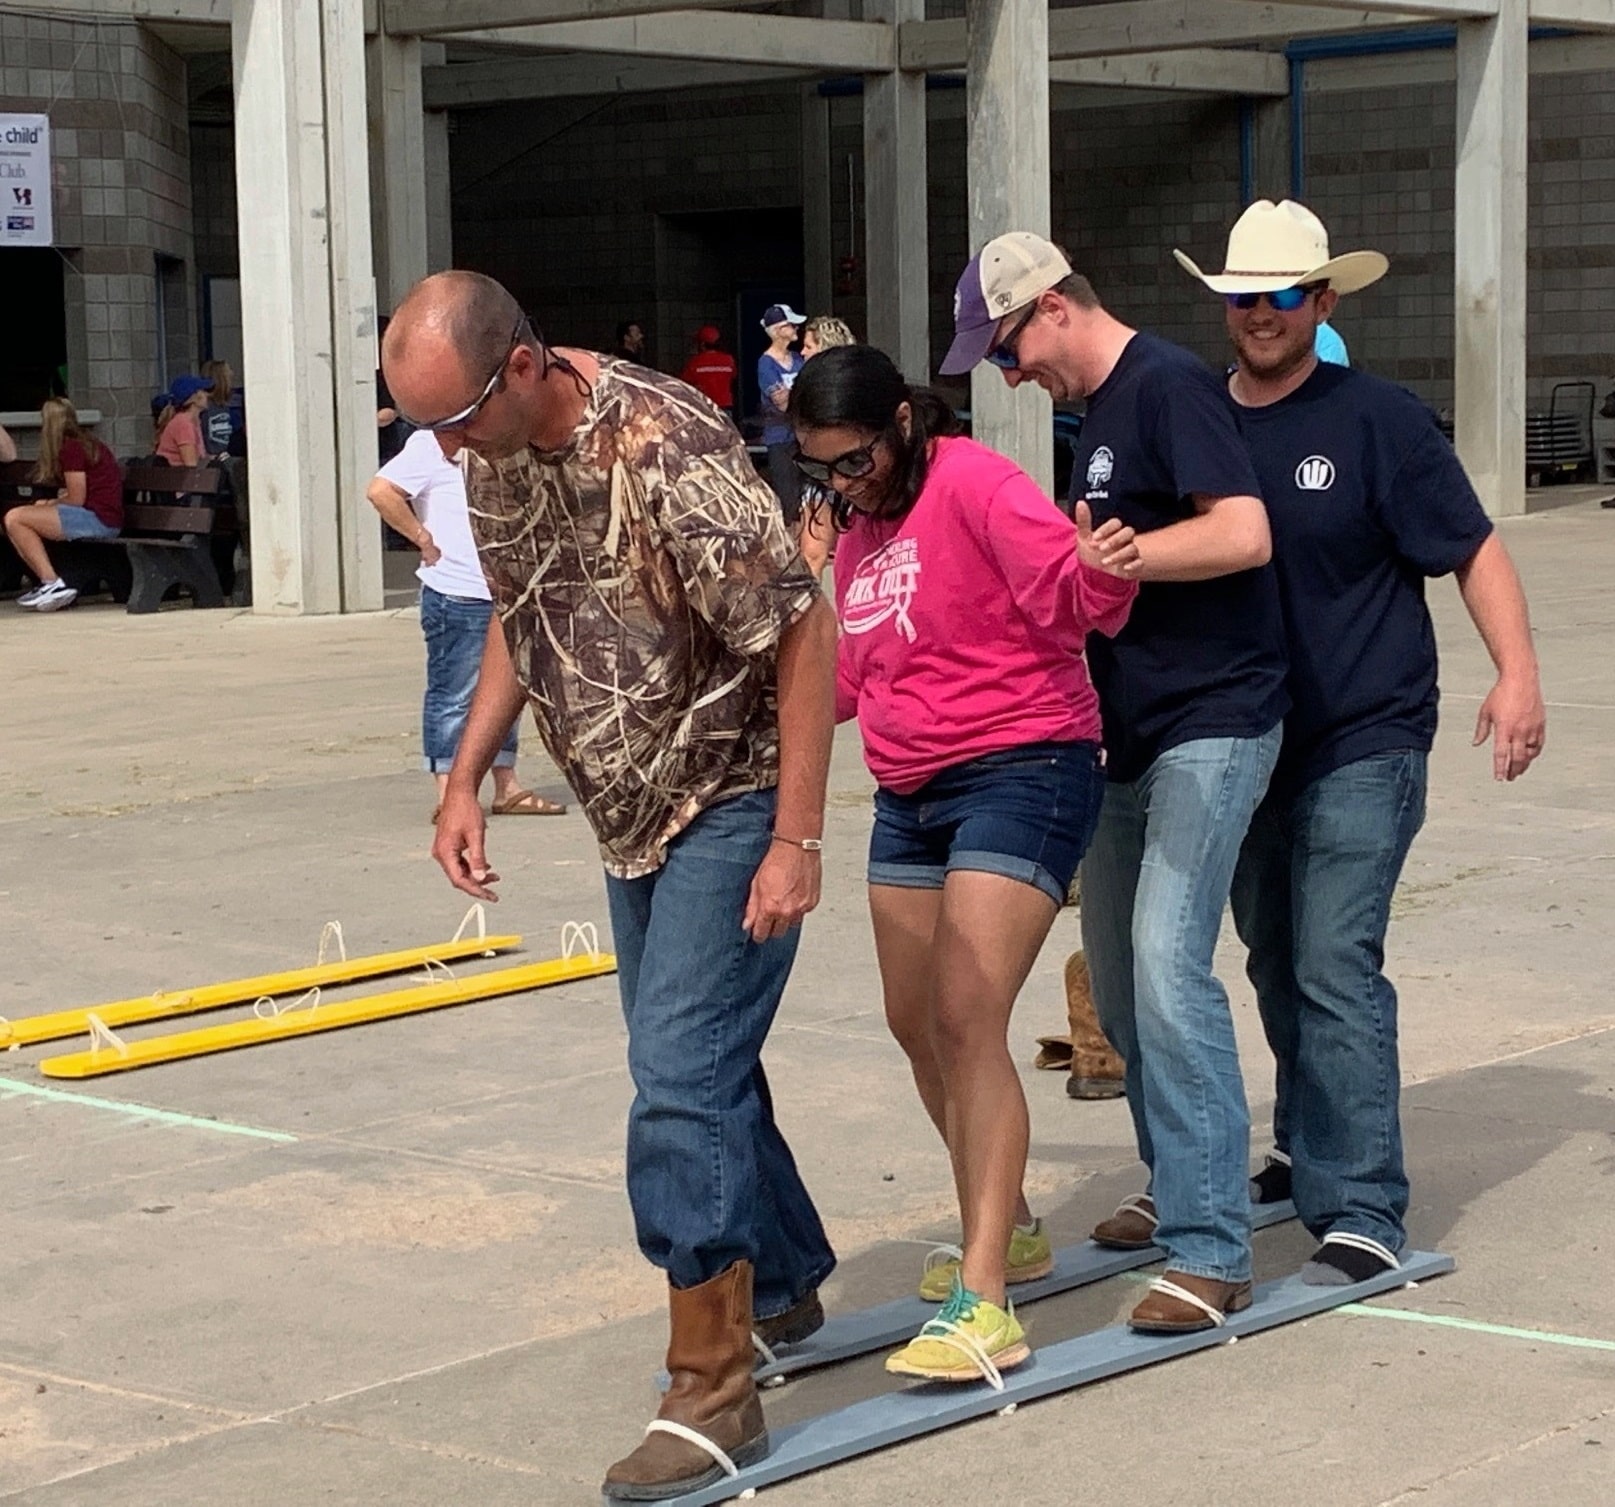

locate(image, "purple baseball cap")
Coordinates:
939 232 1073 375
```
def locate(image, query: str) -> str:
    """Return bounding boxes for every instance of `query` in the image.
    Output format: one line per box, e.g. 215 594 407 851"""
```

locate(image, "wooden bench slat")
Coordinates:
123 464 224 496
123 504 230 534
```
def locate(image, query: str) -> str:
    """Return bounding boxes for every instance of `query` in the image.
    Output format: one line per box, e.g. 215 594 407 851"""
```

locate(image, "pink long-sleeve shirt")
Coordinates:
833 435 1136 795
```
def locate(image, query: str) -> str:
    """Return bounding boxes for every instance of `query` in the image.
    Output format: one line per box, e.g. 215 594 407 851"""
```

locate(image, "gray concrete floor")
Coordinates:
2 501 1612 1505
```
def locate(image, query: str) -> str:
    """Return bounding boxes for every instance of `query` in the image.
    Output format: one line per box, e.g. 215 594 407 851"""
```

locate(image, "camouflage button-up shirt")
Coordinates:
463 359 818 878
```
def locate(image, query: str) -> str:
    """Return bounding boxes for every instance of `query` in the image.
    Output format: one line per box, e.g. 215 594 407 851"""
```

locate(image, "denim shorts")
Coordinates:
869 740 1107 906
57 505 120 541
420 584 518 773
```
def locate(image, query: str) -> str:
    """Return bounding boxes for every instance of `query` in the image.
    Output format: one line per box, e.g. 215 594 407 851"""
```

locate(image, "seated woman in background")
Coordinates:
154 375 211 467
199 360 241 457
5 397 124 612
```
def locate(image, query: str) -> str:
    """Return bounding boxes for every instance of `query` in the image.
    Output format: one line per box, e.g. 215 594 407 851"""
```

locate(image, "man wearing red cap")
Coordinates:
680 324 738 415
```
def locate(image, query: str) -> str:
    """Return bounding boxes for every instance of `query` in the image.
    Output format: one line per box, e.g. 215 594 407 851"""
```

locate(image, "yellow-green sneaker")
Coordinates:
918 1219 1054 1302
886 1274 1030 1386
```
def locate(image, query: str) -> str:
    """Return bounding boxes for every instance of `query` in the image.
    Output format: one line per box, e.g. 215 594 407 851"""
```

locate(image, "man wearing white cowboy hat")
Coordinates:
942 232 1289 1335
1179 198 1547 1285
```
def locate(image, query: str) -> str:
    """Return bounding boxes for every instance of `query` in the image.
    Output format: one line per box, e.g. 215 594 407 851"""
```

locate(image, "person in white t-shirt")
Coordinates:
367 429 565 821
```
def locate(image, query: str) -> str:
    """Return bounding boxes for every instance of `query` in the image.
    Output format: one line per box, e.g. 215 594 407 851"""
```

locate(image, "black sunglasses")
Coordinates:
411 316 530 431
793 438 882 485
1224 282 1328 313
986 303 1040 370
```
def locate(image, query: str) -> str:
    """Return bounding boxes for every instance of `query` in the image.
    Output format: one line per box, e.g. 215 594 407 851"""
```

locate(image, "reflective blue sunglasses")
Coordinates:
1225 282 1326 313
986 303 1039 370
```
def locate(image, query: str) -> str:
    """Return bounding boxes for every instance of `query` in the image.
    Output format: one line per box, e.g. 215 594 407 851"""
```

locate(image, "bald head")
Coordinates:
385 270 525 386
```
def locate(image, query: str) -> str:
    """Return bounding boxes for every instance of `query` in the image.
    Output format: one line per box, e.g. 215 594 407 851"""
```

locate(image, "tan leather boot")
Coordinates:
602 1262 769 1501
1065 950 1126 1100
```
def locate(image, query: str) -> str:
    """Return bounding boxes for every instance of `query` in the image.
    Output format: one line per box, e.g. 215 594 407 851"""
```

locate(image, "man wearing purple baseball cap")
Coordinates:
944 232 1288 1336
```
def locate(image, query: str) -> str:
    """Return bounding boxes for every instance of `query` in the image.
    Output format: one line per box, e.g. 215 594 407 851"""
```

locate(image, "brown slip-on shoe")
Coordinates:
1064 950 1127 1099
753 1288 824 1353
1090 1193 1158 1251
1128 1271 1253 1334
603 1262 769 1501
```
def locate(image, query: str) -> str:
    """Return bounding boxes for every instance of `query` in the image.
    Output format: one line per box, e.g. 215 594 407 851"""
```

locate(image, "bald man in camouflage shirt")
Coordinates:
384 272 837 1501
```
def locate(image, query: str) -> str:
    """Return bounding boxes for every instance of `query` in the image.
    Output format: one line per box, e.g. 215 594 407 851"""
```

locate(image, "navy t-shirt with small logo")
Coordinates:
1071 332 1289 784
1235 362 1493 796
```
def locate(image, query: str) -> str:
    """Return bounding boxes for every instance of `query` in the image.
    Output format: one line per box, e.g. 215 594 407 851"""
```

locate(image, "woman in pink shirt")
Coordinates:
154 375 210 467
790 345 1138 1384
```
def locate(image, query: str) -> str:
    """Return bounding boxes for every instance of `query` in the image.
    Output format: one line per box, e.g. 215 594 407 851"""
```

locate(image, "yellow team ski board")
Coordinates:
39 952 616 1079
2 935 523 1050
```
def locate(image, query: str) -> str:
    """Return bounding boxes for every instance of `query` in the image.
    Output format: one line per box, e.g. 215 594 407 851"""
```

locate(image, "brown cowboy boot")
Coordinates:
1064 951 1126 1100
602 1261 769 1501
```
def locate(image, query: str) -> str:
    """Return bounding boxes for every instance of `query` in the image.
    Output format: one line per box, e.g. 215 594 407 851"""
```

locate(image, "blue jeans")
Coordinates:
1080 729 1281 1283
1230 751 1428 1256
604 788 836 1316
420 585 517 774
869 741 1106 907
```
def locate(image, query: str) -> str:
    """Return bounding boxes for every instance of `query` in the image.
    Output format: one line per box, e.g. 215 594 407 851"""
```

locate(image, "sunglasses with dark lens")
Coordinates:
1225 283 1327 313
793 439 880 485
985 303 1039 370
415 315 530 431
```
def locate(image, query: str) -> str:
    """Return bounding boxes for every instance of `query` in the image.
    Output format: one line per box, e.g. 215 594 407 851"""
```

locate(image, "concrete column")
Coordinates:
802 86 833 320
233 0 383 614
366 26 429 313
864 0 929 382
1253 96 1291 203
424 110 453 273
1455 0 1528 518
966 0 1051 492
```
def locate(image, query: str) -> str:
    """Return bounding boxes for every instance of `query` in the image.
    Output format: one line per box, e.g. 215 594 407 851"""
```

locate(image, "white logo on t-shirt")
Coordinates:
1295 455 1336 491
841 536 920 643
1086 446 1114 490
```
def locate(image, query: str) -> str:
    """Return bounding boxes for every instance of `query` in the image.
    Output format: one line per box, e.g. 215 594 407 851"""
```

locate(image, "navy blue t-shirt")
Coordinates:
1072 332 1289 784
758 351 802 446
1235 363 1493 796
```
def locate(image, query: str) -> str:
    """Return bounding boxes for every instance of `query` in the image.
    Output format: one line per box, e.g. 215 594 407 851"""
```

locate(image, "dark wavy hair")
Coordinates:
787 345 960 528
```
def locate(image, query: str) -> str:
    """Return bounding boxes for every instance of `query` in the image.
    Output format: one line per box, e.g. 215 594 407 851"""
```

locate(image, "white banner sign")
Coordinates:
0 114 52 247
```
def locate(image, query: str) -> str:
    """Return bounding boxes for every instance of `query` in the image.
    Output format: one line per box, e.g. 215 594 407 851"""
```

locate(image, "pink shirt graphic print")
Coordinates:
833 436 1137 795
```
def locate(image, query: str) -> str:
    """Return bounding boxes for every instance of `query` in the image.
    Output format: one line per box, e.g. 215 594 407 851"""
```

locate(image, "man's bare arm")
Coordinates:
1455 531 1546 781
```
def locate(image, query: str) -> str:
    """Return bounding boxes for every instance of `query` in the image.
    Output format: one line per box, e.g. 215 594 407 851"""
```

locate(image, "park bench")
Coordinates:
57 464 239 614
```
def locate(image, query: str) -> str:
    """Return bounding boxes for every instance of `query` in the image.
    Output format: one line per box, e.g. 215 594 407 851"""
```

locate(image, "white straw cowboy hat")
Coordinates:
1174 199 1388 296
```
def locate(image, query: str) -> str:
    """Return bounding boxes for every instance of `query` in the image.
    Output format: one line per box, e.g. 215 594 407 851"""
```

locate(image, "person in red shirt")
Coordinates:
678 324 738 414
7 397 124 612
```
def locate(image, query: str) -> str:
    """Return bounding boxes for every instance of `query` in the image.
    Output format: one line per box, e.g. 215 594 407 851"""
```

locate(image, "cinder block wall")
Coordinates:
0 13 195 459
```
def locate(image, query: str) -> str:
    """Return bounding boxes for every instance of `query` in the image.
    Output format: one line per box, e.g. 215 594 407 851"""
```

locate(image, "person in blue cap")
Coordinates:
757 303 807 524
154 374 212 469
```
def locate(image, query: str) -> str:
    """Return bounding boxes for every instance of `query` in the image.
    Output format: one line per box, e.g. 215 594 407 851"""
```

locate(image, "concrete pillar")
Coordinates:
424 100 453 274
1253 96 1291 203
366 26 429 313
1455 0 1528 518
864 0 929 382
803 86 833 320
966 0 1051 492
233 0 383 614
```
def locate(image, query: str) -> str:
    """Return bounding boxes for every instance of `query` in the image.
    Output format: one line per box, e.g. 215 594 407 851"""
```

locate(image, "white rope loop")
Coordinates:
642 1419 740 1479
252 986 323 1020
1114 1193 1158 1226
561 921 600 961
1146 1278 1227 1327
451 903 492 954
413 956 457 986
85 1012 129 1057
749 1331 779 1369
913 1314 1008 1392
316 921 347 966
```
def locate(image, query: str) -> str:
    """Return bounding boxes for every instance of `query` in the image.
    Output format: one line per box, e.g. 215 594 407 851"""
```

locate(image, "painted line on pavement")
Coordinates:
0 1076 297 1142
1337 1302 1615 1352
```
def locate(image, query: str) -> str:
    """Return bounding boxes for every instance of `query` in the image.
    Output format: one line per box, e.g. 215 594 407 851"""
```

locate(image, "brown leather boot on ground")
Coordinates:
602 1261 769 1501
1129 1270 1253 1334
1064 951 1126 1100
